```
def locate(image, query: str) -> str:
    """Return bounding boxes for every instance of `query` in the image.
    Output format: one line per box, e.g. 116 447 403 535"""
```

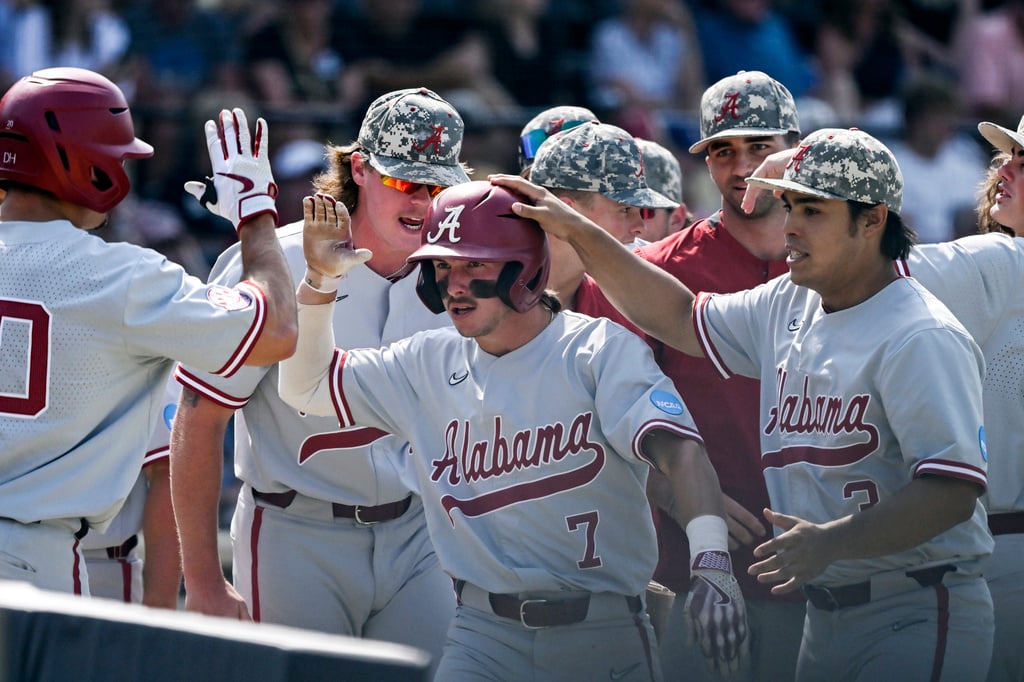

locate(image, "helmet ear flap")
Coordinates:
414 261 446 314
496 262 523 311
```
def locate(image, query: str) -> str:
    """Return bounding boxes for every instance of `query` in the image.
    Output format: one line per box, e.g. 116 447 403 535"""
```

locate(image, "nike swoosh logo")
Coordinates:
335 294 349 302
699 575 732 605
787 318 802 332
609 662 642 680
217 172 255 193
448 370 469 386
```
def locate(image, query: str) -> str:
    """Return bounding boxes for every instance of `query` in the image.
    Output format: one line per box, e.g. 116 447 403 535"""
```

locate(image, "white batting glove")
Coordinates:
184 108 278 232
684 550 749 675
302 193 372 293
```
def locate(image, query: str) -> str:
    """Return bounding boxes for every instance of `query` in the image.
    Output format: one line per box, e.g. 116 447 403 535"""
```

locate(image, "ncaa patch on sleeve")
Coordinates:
650 390 684 415
207 285 253 311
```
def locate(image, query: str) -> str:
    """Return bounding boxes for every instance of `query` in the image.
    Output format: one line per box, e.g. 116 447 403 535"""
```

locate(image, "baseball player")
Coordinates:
495 127 995 681
277 183 749 680
526 121 676 309
573 71 807 682
171 88 465 671
517 104 600 172
0 67 297 595
633 138 692 242
82 379 182 607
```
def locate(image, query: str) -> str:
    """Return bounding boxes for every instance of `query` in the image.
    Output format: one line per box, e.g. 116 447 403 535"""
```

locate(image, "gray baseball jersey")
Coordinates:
294 310 702 597
177 220 450 504
82 378 178 603
696 274 992 586
896 234 1024 515
176 221 454 666
0 220 267 532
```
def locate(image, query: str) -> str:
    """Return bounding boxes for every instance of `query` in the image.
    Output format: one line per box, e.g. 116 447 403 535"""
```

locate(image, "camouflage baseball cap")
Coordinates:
357 87 470 187
689 71 800 154
746 128 903 213
635 138 682 206
529 122 676 209
518 105 600 169
978 114 1024 155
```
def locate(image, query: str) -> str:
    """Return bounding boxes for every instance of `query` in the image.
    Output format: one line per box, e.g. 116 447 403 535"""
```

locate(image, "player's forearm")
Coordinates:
237 214 298 366
568 225 702 356
278 299 339 417
820 477 980 563
141 460 182 609
645 431 727 528
170 391 233 595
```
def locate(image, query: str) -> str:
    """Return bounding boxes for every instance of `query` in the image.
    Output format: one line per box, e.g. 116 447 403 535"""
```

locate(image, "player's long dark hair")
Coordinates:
849 200 916 260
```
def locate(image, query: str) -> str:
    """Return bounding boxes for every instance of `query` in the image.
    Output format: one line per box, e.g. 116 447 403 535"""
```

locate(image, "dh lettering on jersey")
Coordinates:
433 413 605 524
761 368 879 469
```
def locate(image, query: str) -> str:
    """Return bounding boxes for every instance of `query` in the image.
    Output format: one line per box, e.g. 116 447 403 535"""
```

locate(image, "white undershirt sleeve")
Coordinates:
278 301 338 417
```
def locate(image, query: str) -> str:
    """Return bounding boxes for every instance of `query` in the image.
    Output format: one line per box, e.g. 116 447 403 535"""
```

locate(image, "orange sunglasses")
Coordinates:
380 174 445 198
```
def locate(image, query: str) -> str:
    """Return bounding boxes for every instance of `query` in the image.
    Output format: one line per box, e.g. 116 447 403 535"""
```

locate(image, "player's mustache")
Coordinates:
437 277 500 300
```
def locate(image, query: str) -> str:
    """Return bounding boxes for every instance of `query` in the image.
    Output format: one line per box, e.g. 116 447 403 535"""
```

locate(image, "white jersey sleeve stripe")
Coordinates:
632 420 704 468
332 349 354 427
694 292 732 379
175 365 250 409
914 459 988 489
143 445 170 468
213 281 267 377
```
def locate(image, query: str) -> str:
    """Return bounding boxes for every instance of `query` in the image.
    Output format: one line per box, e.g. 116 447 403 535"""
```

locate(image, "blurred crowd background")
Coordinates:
2 0 1020 274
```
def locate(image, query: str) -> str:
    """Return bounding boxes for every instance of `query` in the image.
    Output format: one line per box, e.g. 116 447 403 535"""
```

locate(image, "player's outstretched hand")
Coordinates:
301 193 372 294
184 108 278 232
749 507 833 595
740 147 798 215
684 550 749 675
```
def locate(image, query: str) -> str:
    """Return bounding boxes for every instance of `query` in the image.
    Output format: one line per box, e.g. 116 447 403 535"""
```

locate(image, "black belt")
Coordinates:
252 489 412 524
105 534 139 560
453 580 642 628
988 511 1024 536
803 565 955 612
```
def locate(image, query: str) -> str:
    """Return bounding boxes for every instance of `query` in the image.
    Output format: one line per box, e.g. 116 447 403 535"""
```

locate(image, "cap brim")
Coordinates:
605 186 678 209
367 153 470 187
978 122 1024 155
689 127 792 154
745 176 845 202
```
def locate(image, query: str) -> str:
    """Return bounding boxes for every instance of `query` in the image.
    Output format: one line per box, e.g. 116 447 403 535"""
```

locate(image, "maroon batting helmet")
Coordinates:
0 67 153 213
407 181 550 313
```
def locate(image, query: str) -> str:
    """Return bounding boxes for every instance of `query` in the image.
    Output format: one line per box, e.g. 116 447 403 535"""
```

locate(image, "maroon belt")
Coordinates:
988 511 1024 536
252 489 412 524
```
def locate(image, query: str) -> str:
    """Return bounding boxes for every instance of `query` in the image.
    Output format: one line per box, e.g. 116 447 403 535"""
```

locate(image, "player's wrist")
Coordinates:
686 515 730 568
303 266 344 294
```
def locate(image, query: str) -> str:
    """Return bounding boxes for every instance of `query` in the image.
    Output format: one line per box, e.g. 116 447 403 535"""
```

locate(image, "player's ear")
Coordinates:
860 204 888 238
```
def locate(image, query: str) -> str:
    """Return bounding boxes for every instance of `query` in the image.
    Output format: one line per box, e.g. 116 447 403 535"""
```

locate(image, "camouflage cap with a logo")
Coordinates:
529 122 676 209
689 70 800 154
746 128 903 213
635 138 683 206
978 114 1024 155
357 87 470 187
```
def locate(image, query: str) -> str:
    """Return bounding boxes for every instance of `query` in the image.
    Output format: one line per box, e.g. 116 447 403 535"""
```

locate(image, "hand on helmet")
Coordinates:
185 108 278 232
302 193 372 293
